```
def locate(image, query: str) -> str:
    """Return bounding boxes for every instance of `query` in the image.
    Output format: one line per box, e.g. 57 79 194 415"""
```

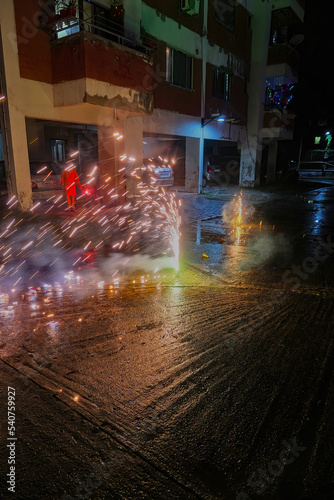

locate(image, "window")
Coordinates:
212 68 230 100
51 140 66 163
57 21 80 39
180 0 200 16
166 47 193 90
270 26 289 45
214 0 235 32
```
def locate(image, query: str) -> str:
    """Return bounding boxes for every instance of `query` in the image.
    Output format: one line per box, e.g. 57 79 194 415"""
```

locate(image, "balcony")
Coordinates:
41 12 156 58
269 5 304 77
271 2 304 23
263 109 295 140
267 43 300 73
40 13 155 114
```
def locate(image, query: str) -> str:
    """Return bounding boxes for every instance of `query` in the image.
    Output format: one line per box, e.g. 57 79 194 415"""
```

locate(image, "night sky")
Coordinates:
295 2 334 132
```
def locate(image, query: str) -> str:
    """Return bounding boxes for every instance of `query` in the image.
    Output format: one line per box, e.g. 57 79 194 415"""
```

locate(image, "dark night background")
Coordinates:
294 2 334 147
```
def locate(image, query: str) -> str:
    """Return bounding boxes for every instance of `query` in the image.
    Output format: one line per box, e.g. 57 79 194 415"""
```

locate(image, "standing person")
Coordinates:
61 164 82 211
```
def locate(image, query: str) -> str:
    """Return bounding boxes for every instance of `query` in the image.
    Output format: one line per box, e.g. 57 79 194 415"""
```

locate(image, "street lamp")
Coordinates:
201 113 226 127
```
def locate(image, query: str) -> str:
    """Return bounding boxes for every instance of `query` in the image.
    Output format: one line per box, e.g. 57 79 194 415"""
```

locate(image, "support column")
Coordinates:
198 0 208 193
124 116 143 198
0 29 32 210
239 0 273 187
185 137 200 193
198 133 204 192
266 140 278 184
2 106 32 210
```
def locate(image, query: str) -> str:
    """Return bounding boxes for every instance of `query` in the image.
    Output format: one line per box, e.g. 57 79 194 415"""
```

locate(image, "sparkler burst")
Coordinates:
234 192 243 245
0 164 181 291
222 192 254 245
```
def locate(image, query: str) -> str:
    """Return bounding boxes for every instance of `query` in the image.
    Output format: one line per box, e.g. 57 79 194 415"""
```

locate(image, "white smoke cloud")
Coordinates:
222 197 255 226
241 233 292 270
94 252 177 281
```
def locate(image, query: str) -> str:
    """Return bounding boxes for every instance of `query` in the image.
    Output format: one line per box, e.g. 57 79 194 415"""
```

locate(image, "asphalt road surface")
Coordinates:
0 182 334 500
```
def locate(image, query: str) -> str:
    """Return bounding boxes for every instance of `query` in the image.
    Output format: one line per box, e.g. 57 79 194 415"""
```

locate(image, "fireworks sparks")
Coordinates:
37 166 48 174
234 193 243 245
223 192 255 245
0 161 181 291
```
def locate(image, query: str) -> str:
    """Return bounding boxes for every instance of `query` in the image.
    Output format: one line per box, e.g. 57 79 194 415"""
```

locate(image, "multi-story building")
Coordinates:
0 0 304 210
260 0 305 184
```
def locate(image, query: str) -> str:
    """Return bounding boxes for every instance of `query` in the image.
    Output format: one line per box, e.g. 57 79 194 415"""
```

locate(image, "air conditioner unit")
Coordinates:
180 0 200 16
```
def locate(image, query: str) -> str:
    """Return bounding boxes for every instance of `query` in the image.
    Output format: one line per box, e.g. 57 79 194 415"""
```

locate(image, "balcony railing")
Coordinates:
40 12 157 58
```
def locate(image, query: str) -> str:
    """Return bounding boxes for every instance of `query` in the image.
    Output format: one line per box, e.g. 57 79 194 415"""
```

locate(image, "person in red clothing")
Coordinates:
61 164 82 211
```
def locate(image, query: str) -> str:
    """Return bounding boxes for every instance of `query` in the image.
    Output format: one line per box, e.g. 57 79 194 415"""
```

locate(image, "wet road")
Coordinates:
1 182 334 500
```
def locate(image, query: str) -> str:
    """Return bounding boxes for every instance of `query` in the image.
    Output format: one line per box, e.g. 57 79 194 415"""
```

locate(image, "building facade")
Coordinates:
0 0 304 210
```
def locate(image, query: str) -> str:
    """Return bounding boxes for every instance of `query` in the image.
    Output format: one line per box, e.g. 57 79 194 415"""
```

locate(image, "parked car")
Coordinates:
143 158 174 188
202 156 212 186
203 154 240 186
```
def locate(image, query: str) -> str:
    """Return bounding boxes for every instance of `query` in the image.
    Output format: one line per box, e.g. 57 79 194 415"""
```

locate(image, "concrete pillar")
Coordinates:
239 0 273 187
2 106 33 210
266 140 278 184
185 137 200 192
98 123 125 205
0 26 32 210
124 116 143 198
198 133 204 192
198 0 208 193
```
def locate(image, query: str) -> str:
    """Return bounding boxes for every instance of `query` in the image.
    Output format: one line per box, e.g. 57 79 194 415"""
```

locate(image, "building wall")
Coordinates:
1 0 129 208
205 63 248 123
143 0 204 35
14 0 53 83
141 3 202 56
142 108 246 143
151 40 202 117
1 0 302 206
51 33 153 93
207 2 252 61
142 2 250 123
140 1 250 191
13 0 154 93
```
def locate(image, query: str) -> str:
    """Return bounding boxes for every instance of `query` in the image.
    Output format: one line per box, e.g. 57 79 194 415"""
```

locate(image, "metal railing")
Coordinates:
43 12 156 57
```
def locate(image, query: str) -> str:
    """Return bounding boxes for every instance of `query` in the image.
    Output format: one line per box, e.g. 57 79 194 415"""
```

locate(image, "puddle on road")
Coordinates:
183 218 277 246
181 219 291 286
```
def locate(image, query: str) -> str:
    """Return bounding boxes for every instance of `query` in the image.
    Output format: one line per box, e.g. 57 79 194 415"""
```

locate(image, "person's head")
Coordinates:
65 162 76 172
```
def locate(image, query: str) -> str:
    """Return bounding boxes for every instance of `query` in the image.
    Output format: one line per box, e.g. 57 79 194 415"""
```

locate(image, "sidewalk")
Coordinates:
2 176 331 215
175 179 315 228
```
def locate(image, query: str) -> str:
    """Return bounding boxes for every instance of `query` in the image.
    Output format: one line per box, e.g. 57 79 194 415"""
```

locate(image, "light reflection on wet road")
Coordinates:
0 183 334 499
